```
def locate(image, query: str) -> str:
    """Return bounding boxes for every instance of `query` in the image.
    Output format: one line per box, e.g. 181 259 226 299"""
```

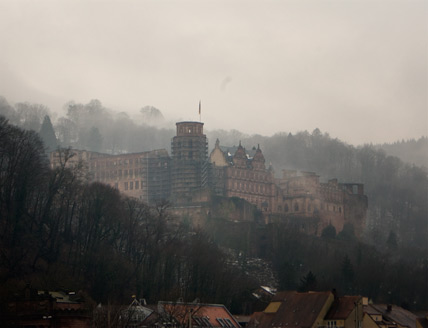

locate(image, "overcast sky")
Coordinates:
0 0 426 145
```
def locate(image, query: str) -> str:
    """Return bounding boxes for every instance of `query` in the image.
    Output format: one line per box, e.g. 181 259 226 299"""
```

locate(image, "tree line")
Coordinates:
0 95 427 311
0 116 255 316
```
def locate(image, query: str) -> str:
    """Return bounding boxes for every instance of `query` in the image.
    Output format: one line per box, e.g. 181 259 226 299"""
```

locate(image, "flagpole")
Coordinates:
199 100 201 122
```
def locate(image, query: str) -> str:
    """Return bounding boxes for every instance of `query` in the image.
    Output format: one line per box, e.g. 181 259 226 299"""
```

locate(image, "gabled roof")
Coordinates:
158 301 240 328
370 304 417 328
325 296 361 320
250 291 333 328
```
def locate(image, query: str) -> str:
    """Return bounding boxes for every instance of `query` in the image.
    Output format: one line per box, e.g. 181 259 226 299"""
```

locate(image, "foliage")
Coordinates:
39 115 58 153
299 271 317 292
0 118 254 313
0 95 427 311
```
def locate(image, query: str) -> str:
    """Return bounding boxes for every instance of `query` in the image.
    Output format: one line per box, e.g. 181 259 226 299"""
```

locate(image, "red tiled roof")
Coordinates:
325 296 361 320
159 302 240 328
253 291 333 328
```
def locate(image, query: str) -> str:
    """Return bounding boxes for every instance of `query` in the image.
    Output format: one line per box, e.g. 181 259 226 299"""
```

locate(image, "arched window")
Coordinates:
294 203 299 212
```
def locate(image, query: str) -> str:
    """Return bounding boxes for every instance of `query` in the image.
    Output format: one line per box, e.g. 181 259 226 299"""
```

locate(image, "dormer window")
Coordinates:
327 321 337 328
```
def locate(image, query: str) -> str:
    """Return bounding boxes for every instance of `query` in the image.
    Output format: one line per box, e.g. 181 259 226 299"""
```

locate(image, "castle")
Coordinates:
50 121 367 236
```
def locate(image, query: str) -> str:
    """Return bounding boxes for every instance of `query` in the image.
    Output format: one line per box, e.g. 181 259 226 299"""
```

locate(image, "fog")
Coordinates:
0 0 426 145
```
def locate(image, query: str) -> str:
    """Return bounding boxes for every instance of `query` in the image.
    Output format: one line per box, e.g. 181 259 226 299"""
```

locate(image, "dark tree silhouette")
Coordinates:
39 115 58 153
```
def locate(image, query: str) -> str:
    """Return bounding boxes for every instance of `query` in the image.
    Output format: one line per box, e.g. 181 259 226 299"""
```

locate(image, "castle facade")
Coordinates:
50 121 367 236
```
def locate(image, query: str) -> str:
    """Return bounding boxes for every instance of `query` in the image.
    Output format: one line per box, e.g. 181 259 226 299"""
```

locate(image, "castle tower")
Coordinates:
171 121 209 199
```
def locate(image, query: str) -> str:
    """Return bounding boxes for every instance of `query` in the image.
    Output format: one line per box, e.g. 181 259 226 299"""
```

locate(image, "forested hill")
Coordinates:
0 97 427 313
0 96 427 248
373 137 428 168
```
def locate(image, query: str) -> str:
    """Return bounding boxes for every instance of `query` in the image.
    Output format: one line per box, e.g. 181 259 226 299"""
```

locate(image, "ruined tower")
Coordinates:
171 121 209 200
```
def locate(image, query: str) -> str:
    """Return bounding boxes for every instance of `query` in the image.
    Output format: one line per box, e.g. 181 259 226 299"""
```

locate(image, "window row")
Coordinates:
120 180 148 191
277 202 342 213
230 169 268 181
231 181 271 194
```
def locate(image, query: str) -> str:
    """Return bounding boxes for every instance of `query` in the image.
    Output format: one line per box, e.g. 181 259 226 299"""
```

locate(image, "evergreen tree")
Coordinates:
39 115 58 153
298 271 317 292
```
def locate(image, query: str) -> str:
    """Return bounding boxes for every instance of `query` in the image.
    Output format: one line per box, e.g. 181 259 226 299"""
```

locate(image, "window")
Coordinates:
294 203 299 211
130 181 133 190
135 181 139 189
194 318 203 326
124 182 128 190
327 321 337 328
285 204 289 212
202 317 211 327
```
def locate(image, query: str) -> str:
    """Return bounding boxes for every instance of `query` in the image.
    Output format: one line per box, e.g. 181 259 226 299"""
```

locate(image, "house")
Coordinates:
247 291 363 328
247 291 334 328
323 295 363 328
93 298 159 328
5 285 92 327
363 300 418 328
157 301 241 328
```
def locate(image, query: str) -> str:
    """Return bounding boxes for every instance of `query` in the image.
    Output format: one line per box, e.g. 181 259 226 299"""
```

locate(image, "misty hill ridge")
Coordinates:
0 99 427 313
374 137 428 168
0 96 427 248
